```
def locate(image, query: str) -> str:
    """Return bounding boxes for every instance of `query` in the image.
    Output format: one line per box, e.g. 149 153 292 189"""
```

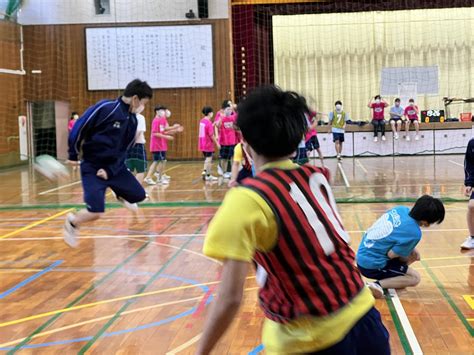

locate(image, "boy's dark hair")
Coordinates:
409 195 445 224
70 111 78 119
202 106 213 116
236 85 309 158
155 105 166 112
335 100 342 106
375 95 381 100
409 98 415 103
123 79 153 100
395 98 400 103
221 100 231 109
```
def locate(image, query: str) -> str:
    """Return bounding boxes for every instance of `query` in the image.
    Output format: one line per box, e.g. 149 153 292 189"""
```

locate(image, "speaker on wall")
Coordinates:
198 0 208 18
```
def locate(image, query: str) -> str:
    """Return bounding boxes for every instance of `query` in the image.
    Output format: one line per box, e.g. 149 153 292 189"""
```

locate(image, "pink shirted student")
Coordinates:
304 109 324 167
199 106 220 182
404 99 420 141
144 105 183 185
368 95 389 142
68 112 79 132
215 100 237 178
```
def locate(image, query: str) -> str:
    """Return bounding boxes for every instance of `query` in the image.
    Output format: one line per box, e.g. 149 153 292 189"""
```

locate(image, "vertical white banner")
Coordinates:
18 115 28 160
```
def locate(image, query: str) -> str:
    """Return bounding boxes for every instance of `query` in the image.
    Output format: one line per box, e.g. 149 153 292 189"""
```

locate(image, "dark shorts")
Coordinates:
470 190 474 200
126 144 147 173
81 162 146 213
202 151 213 158
152 151 167 161
357 258 409 280
333 132 345 143
293 147 309 165
308 307 390 355
237 167 253 183
305 135 320 151
219 145 235 160
390 117 402 122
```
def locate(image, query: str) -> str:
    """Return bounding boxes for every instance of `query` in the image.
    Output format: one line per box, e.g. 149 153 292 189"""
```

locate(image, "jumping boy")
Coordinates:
64 79 153 247
356 195 445 295
197 86 390 355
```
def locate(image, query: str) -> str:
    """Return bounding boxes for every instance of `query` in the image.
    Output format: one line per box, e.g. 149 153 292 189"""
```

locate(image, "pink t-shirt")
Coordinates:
305 111 318 141
218 113 237 146
68 119 76 132
150 116 168 152
199 118 214 152
371 103 386 120
404 106 419 120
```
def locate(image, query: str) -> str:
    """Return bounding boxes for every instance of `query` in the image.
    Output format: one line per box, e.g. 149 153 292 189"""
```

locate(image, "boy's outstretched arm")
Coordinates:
196 259 249 355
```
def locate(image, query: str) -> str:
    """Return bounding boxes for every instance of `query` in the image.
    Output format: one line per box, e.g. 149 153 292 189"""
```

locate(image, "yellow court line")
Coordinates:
0 209 73 240
0 285 260 348
0 276 257 328
462 295 474 310
422 255 471 261
163 164 182 174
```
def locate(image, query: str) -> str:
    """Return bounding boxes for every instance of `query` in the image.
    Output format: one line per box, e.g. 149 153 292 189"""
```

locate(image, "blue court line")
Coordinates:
0 273 210 351
248 344 264 354
0 260 63 300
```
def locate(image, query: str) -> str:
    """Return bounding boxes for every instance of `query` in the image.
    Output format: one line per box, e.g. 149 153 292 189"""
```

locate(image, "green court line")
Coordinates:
354 213 413 354
421 260 474 337
77 220 209 354
8 219 180 354
384 290 413 355
0 197 464 211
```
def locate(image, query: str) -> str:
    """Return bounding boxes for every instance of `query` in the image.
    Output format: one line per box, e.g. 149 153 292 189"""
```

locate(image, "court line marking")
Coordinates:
38 181 81 195
0 286 261 350
0 209 73 240
7 219 181 353
165 334 202 355
337 162 351 188
388 289 423 354
355 159 368 174
462 295 474 310
448 160 464 168
0 275 254 328
0 260 63 299
78 220 210 353
421 261 474 336
248 344 265 355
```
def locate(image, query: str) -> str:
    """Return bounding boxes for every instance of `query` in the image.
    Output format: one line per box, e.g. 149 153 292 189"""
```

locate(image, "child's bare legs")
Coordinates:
467 199 474 237
69 209 102 227
377 268 421 289
145 161 158 181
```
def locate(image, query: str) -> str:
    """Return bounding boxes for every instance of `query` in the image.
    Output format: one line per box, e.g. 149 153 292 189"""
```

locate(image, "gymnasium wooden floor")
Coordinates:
0 155 473 354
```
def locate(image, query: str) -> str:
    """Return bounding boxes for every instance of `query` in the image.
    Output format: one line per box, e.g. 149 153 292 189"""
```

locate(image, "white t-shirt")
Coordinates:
135 113 146 144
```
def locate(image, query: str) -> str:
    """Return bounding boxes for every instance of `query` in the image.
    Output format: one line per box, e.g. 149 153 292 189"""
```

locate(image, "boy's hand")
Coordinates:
96 169 108 180
407 249 420 264
464 186 472 197
167 135 174 141
228 179 237 188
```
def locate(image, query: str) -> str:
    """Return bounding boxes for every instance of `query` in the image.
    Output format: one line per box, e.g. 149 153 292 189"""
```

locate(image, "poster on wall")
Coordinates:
85 25 214 90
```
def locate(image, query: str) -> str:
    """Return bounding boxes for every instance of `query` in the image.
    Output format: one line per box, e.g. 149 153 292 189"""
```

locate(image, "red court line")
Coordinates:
186 271 222 328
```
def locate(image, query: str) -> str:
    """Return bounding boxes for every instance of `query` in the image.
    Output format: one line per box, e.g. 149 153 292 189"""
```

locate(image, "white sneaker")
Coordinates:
382 135 386 141
415 135 420 141
460 237 474 250
201 170 207 181
223 172 232 179
374 137 378 142
144 177 156 185
159 177 170 185
217 165 224 176
155 172 171 180
63 213 78 248
162 174 171 180
205 175 218 182
111 190 139 213
367 282 384 299
394 133 399 140
406 136 411 141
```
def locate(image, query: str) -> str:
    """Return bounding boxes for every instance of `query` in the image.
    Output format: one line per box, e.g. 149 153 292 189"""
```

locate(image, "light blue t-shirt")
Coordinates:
356 206 421 269
328 111 350 133
390 105 404 118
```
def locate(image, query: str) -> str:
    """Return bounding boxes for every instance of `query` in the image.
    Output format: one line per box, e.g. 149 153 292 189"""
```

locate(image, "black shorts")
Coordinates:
219 145 235 160
357 258 408 280
152 151 167 161
390 117 402 122
202 151 213 158
126 144 147 173
305 136 320 151
333 132 345 143
293 147 309 165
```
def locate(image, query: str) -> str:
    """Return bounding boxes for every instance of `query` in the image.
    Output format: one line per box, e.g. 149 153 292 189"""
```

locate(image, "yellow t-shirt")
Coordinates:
203 160 374 354
233 143 243 163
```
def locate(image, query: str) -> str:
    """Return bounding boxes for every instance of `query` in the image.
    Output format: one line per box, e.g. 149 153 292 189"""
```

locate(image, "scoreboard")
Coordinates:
421 109 445 123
